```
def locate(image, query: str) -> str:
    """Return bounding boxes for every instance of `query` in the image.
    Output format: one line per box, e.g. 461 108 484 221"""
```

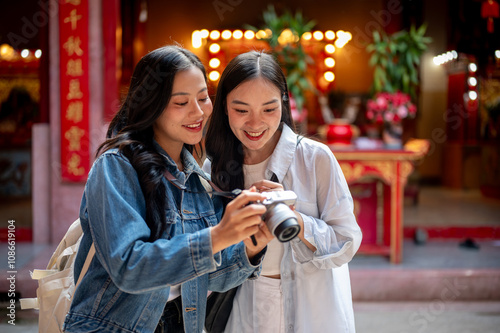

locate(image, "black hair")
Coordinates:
204 51 295 194
97 45 207 241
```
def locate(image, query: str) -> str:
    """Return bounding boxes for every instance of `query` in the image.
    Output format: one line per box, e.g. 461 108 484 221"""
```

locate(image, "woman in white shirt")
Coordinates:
203 51 362 332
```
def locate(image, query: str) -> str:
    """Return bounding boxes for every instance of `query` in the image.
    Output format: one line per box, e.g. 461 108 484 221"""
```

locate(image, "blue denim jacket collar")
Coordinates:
153 140 210 186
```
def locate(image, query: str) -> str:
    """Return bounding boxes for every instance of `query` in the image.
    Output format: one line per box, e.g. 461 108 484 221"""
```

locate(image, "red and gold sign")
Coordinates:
59 0 89 182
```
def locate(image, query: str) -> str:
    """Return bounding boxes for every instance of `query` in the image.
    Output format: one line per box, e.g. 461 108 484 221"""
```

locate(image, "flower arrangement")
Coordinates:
366 91 417 124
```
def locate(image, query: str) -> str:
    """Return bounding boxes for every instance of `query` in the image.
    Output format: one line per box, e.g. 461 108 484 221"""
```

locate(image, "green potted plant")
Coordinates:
365 24 431 147
366 24 432 100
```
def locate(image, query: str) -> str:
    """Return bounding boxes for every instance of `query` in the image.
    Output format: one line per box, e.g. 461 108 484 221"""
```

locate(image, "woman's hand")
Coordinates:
292 208 317 253
250 180 283 192
243 221 274 259
210 187 267 254
253 180 317 253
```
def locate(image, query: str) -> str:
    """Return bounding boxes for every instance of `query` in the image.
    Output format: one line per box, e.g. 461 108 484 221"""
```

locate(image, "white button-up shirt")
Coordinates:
204 123 362 332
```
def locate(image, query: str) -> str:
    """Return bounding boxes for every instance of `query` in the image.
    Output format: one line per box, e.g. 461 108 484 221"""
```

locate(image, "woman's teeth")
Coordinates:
246 131 264 137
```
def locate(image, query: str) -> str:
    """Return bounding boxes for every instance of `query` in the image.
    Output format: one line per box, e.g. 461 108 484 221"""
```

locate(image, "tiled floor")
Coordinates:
354 301 500 333
404 186 500 228
351 239 500 269
352 183 500 333
351 185 500 269
2 301 500 333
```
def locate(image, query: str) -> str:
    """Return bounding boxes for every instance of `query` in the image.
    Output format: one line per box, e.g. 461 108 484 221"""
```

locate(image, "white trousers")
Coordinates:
224 276 285 333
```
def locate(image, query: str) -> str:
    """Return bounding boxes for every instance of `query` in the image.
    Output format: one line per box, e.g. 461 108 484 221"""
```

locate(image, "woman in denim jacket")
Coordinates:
204 51 362 332
63 46 272 333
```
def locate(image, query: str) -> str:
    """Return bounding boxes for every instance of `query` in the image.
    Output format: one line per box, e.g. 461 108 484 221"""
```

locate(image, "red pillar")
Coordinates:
102 0 121 123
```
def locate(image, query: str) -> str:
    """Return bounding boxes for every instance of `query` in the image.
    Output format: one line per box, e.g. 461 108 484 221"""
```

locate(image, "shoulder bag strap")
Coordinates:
75 243 95 289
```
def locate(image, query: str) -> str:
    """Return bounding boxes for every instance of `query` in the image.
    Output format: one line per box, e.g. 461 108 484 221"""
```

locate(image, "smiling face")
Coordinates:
226 77 282 164
153 66 212 160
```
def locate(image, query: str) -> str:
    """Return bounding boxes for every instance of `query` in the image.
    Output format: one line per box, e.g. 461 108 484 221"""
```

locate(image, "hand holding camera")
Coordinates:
249 180 301 243
211 188 268 255
258 190 301 242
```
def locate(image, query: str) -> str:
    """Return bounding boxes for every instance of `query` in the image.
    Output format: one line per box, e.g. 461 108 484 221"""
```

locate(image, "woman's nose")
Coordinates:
192 100 204 116
246 112 261 127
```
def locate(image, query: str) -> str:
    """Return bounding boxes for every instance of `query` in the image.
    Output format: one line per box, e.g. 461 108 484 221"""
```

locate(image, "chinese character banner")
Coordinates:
59 0 89 182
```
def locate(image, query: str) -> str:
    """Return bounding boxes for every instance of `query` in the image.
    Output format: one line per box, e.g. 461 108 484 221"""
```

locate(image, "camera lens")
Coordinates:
264 203 301 242
274 218 301 242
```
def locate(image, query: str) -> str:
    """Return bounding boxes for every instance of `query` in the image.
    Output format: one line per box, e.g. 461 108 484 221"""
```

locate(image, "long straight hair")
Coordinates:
205 51 295 193
97 45 207 241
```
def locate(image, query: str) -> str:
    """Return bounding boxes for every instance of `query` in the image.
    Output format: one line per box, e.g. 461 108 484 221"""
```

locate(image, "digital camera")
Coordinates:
260 191 301 242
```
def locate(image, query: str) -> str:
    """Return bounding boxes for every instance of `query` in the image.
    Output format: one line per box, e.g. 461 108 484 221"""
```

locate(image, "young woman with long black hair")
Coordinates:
204 51 362 332
63 45 272 333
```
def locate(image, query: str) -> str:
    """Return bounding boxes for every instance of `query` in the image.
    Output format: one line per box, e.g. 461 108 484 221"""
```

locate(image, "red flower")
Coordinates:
366 91 416 125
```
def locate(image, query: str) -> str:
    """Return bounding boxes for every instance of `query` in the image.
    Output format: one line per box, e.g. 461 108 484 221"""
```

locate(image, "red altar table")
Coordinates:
331 139 430 264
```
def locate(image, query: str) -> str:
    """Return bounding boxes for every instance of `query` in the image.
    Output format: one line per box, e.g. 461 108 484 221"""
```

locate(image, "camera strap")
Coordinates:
270 173 278 182
163 169 241 199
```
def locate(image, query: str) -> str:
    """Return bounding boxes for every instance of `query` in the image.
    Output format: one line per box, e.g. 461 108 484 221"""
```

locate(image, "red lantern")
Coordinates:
481 0 499 33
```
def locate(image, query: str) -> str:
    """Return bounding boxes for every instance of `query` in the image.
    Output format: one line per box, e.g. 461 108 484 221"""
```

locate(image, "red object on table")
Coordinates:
481 0 499 33
326 121 353 145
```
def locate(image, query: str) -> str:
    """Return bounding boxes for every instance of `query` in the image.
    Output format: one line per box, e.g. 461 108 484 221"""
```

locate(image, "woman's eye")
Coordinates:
265 108 277 112
175 102 188 106
199 97 209 102
234 109 247 113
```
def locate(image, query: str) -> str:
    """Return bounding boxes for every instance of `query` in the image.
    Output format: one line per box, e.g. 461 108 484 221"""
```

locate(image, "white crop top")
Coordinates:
243 157 284 276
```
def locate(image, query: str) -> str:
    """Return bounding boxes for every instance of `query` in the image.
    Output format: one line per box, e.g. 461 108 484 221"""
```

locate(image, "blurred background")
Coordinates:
0 0 499 331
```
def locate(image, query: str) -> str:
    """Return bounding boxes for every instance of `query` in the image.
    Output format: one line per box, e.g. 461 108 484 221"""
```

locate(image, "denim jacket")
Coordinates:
63 143 262 333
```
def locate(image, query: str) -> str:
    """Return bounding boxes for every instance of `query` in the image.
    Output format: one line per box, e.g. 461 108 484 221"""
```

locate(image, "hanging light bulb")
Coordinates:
313 31 324 41
324 71 335 82
221 30 232 40
209 71 220 81
325 44 335 54
324 57 335 68
233 30 243 39
210 30 220 40
192 31 202 48
325 30 335 40
209 58 220 68
209 43 220 53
